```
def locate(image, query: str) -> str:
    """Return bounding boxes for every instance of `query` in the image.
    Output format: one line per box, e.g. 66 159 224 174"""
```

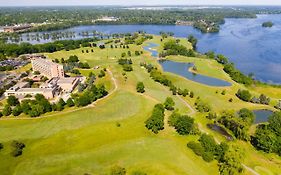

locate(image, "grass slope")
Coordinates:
0 35 280 175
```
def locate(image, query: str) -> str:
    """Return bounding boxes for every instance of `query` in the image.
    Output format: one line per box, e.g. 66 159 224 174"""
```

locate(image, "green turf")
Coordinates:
0 35 280 175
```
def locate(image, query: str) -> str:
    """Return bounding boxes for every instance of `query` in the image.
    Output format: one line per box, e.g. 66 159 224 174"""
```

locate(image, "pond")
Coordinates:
253 109 274 124
143 42 231 87
207 123 233 141
11 14 281 84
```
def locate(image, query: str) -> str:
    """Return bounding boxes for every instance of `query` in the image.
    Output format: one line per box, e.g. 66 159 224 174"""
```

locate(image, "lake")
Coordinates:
17 14 281 84
143 42 231 87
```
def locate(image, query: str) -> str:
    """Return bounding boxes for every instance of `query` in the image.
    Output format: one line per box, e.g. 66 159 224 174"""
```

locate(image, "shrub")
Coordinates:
202 151 214 162
7 95 20 106
110 165 126 175
10 140 25 157
187 141 204 156
236 89 252 102
131 171 147 175
66 98 75 107
136 82 145 93
2 105 12 116
164 97 175 111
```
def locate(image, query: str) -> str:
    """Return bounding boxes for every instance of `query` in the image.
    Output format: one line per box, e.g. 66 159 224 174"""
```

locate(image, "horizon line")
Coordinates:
1 4 281 7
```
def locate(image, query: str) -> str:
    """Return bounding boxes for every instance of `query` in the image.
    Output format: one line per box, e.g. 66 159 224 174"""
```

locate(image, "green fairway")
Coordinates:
0 35 281 175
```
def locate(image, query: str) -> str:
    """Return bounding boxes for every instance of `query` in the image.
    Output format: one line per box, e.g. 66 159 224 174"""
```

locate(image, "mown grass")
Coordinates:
0 36 280 175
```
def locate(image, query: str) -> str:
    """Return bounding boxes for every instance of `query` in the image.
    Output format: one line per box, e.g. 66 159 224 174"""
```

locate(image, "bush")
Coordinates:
187 141 204 156
189 91 194 98
136 82 145 93
164 97 175 111
131 171 147 175
12 105 22 116
236 89 252 102
66 98 75 107
10 140 25 157
2 105 12 116
202 151 214 162
98 70 106 78
110 165 126 175
195 99 211 113
123 64 133 72
7 95 19 106
169 112 195 135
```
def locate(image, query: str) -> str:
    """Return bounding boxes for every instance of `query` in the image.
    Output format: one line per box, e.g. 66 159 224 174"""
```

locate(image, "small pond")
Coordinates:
143 43 232 87
207 123 233 141
253 109 274 124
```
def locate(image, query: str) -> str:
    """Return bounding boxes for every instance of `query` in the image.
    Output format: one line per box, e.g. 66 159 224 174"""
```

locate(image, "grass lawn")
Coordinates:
0 36 280 175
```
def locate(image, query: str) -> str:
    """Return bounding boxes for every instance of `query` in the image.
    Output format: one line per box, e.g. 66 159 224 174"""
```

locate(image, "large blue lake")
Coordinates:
21 14 281 84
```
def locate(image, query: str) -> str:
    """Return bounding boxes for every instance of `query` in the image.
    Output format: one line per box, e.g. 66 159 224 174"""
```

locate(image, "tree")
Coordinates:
169 112 195 135
268 111 281 136
164 97 175 111
110 165 126 175
188 35 198 49
7 95 19 106
187 141 204 156
145 104 165 134
189 91 194 98
121 52 126 57
56 98 66 111
199 134 217 154
98 70 106 78
236 89 252 102
2 105 12 116
259 94 270 105
66 98 75 107
21 100 31 114
219 146 244 175
195 99 211 113
135 51 140 56
10 140 25 157
68 55 79 62
216 54 228 64
12 105 22 116
136 82 145 93
238 108 255 125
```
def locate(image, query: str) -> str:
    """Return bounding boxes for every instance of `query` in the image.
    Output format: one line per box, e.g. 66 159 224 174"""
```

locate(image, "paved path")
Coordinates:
176 95 196 115
242 164 260 175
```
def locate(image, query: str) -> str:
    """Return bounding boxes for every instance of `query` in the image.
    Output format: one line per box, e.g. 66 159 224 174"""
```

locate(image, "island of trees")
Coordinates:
262 21 274 27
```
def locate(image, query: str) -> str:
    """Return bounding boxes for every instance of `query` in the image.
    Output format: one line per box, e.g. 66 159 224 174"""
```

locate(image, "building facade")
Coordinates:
31 58 64 78
3 25 32 33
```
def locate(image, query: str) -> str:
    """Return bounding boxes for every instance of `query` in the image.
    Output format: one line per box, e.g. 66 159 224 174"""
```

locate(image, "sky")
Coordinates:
1 0 281 6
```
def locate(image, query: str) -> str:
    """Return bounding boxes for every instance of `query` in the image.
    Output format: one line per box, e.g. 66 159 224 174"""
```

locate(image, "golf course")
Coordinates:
0 34 280 175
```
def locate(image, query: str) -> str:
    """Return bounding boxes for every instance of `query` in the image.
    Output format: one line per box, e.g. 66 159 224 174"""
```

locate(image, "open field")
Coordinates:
0 35 281 175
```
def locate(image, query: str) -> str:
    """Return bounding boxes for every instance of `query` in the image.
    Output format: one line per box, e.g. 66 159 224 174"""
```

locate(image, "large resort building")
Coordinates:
5 56 81 100
31 58 64 78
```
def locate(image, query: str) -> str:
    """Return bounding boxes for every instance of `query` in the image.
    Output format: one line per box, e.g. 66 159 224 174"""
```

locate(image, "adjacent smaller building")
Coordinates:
5 81 55 99
5 77 80 99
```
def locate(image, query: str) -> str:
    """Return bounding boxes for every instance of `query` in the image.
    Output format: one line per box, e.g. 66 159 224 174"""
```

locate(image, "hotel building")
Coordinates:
31 58 64 78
